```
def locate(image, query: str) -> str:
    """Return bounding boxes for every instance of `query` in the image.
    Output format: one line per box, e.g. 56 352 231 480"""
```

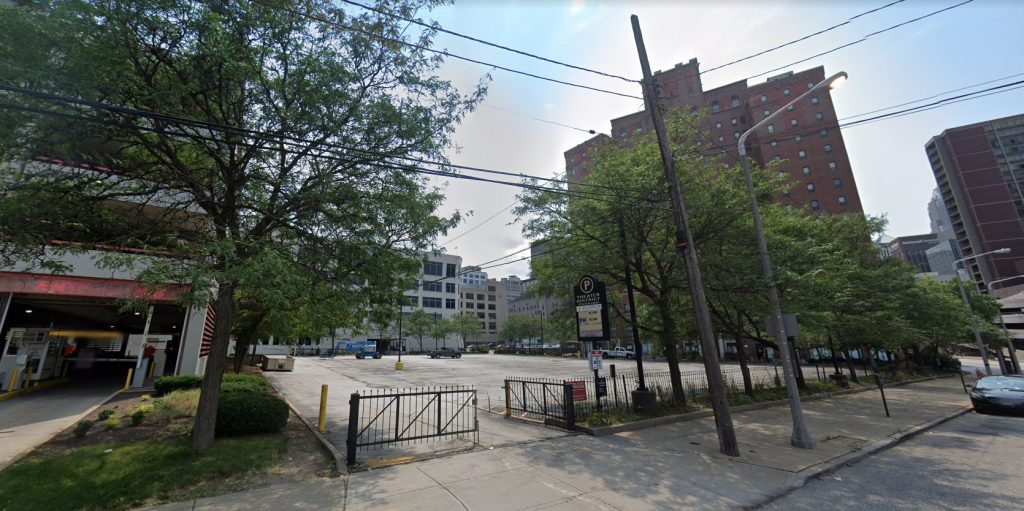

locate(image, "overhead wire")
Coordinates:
336 0 636 84
248 0 643 100
439 200 517 248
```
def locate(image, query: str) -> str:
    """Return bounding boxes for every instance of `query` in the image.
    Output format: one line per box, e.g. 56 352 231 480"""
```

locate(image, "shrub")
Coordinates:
221 381 268 394
154 375 202 396
215 392 289 437
135 404 155 414
130 410 146 426
73 420 93 438
104 416 122 430
140 394 151 402
221 373 270 392
98 409 116 421
150 389 201 422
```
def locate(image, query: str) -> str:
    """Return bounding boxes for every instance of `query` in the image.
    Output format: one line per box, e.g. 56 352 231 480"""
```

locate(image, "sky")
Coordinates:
387 0 1024 278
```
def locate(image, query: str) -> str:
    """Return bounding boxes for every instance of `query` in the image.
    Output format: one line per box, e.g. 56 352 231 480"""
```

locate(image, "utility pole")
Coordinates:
630 14 739 457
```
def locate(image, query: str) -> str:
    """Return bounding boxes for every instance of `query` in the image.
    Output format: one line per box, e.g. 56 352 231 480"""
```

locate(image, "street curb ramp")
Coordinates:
747 405 974 510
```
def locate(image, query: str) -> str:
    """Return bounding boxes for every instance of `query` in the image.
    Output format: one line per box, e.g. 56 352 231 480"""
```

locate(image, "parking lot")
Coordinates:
262 353 809 467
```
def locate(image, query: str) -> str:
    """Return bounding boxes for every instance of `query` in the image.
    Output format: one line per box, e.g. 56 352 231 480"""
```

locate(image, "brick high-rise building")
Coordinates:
565 58 862 214
927 113 1024 290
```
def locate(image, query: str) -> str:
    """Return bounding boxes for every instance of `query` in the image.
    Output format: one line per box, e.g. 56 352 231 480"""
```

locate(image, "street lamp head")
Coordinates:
827 73 848 90
995 248 1012 254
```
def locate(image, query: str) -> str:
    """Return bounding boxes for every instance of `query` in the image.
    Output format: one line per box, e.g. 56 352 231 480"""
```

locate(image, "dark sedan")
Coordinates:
970 375 1024 415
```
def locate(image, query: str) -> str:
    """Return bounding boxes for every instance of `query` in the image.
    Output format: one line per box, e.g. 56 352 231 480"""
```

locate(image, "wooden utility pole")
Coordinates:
630 14 739 457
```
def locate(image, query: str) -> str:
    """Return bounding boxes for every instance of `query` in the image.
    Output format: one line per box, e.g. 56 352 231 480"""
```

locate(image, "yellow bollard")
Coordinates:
318 384 329 433
147 360 156 379
61 363 69 379
7 368 20 392
394 361 405 370
124 368 134 390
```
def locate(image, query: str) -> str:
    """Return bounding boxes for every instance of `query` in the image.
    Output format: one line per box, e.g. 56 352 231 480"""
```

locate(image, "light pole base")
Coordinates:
394 361 405 370
632 390 657 414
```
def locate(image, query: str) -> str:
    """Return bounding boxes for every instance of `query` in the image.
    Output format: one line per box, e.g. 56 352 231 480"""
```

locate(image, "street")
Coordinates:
761 412 1024 510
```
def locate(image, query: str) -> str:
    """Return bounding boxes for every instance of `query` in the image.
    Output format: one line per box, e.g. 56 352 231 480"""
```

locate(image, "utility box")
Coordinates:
261 355 294 372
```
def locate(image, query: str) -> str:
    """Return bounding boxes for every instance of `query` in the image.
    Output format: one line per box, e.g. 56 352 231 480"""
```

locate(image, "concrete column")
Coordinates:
177 305 208 376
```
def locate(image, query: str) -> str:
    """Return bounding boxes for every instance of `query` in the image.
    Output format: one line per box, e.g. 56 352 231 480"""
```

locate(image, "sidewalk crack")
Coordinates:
417 466 470 511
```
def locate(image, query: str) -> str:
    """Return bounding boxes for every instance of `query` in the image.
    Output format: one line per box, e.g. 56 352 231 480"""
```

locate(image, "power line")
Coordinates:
744 0 973 82
0 83 654 200
701 0 904 75
839 71 1024 121
439 200 517 248
337 0 636 84
249 0 643 100
479 103 598 134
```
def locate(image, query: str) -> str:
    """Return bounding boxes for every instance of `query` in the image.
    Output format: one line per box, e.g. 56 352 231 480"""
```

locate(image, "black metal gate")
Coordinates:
504 377 576 428
345 386 478 465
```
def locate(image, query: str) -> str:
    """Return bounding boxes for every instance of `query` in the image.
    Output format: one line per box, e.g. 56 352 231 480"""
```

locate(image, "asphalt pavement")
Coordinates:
760 411 1024 510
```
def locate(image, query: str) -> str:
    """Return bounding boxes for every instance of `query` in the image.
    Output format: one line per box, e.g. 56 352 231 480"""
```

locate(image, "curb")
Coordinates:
747 404 974 510
581 374 956 436
275 389 347 476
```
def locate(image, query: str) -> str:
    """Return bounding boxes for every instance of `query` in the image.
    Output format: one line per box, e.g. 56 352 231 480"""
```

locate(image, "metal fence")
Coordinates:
505 363 828 427
345 386 478 465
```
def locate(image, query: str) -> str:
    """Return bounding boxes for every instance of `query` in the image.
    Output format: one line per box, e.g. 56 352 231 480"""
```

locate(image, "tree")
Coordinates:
405 309 433 353
451 312 482 348
499 314 541 346
0 0 485 451
431 316 453 349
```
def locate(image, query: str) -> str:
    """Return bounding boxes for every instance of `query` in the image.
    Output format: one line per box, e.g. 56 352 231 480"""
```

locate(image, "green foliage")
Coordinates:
498 314 542 344
153 375 202 396
404 309 435 352
104 416 122 430
150 390 201 422
73 421 93 439
215 393 289 437
97 409 116 421
130 410 146 426
0 437 286 511
220 381 268 394
449 313 482 346
221 373 270 391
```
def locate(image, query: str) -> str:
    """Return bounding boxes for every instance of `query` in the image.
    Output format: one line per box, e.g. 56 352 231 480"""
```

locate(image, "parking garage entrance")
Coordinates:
0 273 191 392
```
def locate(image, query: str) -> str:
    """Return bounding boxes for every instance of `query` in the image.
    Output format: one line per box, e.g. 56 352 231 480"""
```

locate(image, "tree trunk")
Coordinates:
828 336 841 374
733 331 754 397
658 305 685 406
232 337 250 373
843 347 859 383
190 283 237 452
862 344 878 374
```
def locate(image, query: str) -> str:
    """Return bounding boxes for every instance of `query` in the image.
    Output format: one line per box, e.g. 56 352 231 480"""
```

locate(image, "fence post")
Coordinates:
504 381 511 416
346 392 360 466
562 383 576 431
436 391 443 435
611 364 619 408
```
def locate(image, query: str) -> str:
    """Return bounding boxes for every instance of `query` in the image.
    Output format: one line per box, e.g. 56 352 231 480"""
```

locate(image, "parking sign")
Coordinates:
590 350 603 371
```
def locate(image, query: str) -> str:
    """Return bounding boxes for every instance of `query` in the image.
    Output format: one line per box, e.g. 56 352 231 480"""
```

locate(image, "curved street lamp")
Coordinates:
736 71 849 450
954 248 1011 375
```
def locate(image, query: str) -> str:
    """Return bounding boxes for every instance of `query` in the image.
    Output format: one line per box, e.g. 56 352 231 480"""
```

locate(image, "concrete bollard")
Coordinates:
124 368 134 390
318 384 329 433
7 367 20 392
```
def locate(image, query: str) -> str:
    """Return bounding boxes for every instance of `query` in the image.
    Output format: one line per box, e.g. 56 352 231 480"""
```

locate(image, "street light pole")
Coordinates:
955 248 1011 376
734 70 848 449
987 276 1023 375
631 15 739 457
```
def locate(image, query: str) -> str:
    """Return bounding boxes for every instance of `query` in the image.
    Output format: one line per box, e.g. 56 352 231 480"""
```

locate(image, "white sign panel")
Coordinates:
590 350 603 371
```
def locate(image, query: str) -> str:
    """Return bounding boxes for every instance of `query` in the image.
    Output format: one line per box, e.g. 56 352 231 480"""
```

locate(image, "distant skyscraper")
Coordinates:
925 187 961 276
927 113 1024 288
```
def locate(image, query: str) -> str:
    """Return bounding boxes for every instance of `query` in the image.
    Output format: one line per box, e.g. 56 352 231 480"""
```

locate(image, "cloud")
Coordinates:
569 0 585 16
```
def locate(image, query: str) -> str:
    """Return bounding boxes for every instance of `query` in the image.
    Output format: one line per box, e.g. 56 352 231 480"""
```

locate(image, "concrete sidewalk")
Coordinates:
145 376 972 511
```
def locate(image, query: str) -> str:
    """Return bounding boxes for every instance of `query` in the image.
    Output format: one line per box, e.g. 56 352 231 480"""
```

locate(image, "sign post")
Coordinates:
576 276 610 412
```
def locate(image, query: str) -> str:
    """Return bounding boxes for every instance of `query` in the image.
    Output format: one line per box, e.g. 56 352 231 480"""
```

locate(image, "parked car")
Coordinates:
970 375 1024 415
430 347 462 359
603 346 635 359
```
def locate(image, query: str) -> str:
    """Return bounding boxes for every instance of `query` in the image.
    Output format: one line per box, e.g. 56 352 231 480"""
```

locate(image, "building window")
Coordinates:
731 95 741 107
734 131 741 139
423 297 442 308
798 150 807 159
779 170 787 177
815 112 824 121
635 123 643 134
731 117 738 126
807 81 814 89
488 304 496 310
424 261 443 276
423 281 442 292
477 293 485 300
810 200 820 210
783 88 791 97
820 128 829 137
619 127 627 138
690 106 698 114
838 195 848 206
476 312 485 319
782 189 790 197
773 155 782 161
811 96 819 105
715 121 722 129
763 109 771 118
834 177 842 188
711 100 720 113
802 166 811 175
790 119 798 127
489 322 497 330
787 104 794 112
795 134 803 143
406 296 418 307
767 124 775 134
828 161 837 170
445 283 456 293
724 162 731 169
446 263 457 277
824 144 833 154
760 94 768 104
488 313 496 319
770 140 778 147
445 298 456 309
806 183 815 192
